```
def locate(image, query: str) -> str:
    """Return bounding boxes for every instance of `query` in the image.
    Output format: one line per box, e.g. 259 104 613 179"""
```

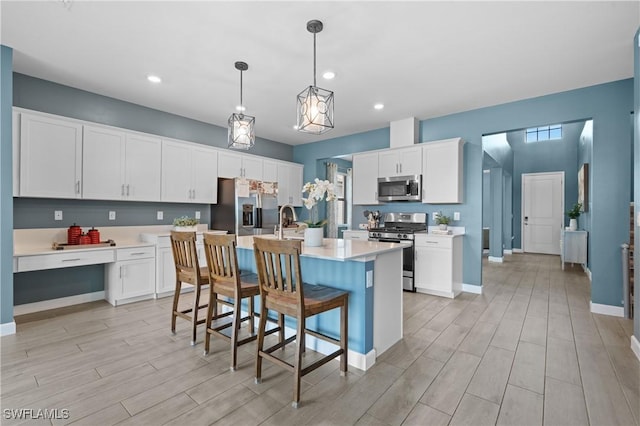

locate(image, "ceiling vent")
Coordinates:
390 117 418 148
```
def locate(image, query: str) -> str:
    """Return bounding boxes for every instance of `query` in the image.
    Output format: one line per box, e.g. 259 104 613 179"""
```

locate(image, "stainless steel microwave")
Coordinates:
377 175 422 202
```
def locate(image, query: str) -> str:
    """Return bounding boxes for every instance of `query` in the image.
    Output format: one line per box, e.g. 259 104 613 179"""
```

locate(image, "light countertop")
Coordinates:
236 235 410 262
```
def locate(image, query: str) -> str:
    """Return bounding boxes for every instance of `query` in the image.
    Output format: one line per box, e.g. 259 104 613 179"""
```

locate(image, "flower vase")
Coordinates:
569 219 577 231
174 225 197 232
304 227 324 247
439 224 448 231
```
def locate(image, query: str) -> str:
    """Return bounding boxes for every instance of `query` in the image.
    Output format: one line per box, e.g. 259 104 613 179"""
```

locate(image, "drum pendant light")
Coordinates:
228 61 255 150
296 20 334 134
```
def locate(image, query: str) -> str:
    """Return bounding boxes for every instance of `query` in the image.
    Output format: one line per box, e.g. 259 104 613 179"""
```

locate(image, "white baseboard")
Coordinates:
583 265 592 281
631 336 640 362
504 250 513 255
589 301 624 317
0 321 16 336
488 256 504 263
13 291 105 316
462 284 482 294
513 248 523 253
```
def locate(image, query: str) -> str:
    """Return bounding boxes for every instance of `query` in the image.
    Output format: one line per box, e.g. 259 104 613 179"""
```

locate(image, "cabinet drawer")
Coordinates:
415 236 452 249
17 249 115 272
116 246 155 261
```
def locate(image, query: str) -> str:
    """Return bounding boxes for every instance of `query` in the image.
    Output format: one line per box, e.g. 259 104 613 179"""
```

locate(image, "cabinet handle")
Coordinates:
76 181 81 194
399 163 402 173
126 184 130 196
121 184 125 196
192 189 196 199
129 252 146 256
62 258 81 262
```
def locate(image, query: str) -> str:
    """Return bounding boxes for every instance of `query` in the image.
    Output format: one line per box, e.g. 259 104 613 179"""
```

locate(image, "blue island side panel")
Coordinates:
237 247 373 355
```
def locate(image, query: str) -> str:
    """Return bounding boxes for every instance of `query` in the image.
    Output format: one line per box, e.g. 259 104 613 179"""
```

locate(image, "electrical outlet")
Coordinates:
157 211 163 220
432 212 438 221
54 210 63 221
109 211 116 221
453 212 461 221
195 211 201 220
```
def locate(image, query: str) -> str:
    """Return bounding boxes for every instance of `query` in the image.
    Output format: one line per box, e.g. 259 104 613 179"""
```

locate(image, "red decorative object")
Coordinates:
78 233 91 245
67 224 82 245
88 227 100 244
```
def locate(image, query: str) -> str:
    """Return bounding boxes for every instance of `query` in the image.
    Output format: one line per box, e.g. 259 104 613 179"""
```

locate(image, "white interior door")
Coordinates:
522 172 563 255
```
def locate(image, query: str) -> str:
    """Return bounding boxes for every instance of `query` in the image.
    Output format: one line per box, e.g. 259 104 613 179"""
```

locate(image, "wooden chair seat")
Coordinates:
253 237 348 408
203 234 280 371
170 231 209 346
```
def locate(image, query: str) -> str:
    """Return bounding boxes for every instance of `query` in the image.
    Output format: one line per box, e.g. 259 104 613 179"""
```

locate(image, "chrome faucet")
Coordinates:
278 204 298 240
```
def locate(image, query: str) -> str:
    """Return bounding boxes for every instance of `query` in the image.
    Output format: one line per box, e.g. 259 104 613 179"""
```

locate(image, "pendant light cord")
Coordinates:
239 70 243 111
313 32 317 87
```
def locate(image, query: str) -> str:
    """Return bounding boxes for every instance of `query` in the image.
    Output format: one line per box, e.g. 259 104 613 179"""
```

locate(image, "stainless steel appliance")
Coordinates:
210 178 278 236
377 175 422 202
368 212 427 292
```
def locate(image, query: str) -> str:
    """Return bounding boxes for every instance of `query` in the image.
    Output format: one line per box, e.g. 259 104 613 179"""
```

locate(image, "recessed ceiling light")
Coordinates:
374 103 384 110
147 75 162 84
236 105 246 112
322 71 335 80
293 125 299 130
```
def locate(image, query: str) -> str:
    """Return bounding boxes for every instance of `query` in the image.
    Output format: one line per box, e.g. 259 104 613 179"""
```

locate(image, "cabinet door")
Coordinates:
161 140 193 202
288 164 304 207
119 258 156 299
277 163 291 205
12 111 20 196
262 160 278 183
398 146 423 175
378 151 399 177
242 156 263 180
192 146 218 204
20 113 83 198
352 152 380 205
217 151 243 178
125 133 162 201
422 138 464 204
82 125 126 200
414 246 452 293
157 247 176 295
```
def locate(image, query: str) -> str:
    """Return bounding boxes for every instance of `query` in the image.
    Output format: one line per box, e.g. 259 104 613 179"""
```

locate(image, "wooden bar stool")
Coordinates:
253 237 348 408
202 233 281 371
169 231 209 346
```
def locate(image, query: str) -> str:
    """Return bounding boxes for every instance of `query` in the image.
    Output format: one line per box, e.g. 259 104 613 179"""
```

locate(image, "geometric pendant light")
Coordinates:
296 20 334 134
228 61 255 150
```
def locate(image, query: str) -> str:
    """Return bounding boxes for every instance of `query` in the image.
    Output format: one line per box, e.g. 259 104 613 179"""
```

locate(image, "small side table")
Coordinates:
561 230 587 270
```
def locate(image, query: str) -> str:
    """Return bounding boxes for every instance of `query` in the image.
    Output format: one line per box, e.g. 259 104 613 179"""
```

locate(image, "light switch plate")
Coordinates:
453 212 461 221
157 211 163 220
109 211 116 220
366 270 373 288
432 212 438 221
54 210 63 221
195 211 201 220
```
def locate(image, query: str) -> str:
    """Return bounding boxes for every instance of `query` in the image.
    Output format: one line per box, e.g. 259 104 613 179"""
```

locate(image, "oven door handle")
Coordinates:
377 238 403 244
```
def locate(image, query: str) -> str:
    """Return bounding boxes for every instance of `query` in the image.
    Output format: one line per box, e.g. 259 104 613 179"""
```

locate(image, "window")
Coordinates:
525 124 562 142
334 173 347 225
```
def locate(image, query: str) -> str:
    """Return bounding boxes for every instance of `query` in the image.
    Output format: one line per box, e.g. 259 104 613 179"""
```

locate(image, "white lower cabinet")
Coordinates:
561 230 587 269
414 234 463 298
105 246 156 306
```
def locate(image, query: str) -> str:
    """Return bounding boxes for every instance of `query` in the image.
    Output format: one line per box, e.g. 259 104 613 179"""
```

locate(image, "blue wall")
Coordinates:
294 79 633 307
577 121 593 267
634 29 639 341
1 46 14 326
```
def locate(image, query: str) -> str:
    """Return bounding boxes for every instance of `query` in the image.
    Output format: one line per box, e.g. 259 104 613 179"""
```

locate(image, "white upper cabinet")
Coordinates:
277 163 303 207
352 151 380 205
12 111 20 196
83 125 161 201
262 160 278 183
161 140 218 204
378 146 422 177
422 138 464 204
218 151 263 179
20 112 83 198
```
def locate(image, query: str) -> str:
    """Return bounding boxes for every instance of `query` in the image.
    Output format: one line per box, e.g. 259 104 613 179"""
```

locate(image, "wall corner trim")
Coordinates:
631 336 640 362
462 283 482 294
488 256 504 263
589 301 624 317
0 321 16 336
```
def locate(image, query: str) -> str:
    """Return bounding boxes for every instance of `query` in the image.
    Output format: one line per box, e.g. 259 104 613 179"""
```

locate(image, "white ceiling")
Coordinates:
1 1 638 146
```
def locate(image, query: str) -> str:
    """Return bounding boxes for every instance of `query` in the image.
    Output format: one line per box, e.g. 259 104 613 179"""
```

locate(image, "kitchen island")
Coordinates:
235 235 409 371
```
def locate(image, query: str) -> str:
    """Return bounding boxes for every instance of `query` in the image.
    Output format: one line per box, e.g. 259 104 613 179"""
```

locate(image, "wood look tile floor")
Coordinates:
2 253 638 425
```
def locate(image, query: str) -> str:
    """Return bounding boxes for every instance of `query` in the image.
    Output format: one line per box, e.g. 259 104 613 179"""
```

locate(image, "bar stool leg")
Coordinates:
292 317 305 408
230 294 241 371
191 283 201 346
248 295 255 335
171 280 180 334
340 301 348 376
203 285 215 355
255 301 268 384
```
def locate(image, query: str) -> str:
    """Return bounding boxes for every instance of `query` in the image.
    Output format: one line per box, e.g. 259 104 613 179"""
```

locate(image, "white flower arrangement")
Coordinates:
301 178 337 228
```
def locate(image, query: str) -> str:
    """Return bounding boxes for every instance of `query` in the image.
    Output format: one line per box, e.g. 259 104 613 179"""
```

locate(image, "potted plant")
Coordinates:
301 178 336 246
566 202 582 231
435 212 451 231
173 216 199 231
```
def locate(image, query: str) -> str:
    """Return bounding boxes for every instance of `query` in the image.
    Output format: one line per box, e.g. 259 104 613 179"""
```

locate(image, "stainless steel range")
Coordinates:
368 212 427 292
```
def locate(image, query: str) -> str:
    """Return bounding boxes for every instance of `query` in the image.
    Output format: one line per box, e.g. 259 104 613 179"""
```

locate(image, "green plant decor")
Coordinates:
435 212 451 225
566 203 582 220
173 216 199 227
301 178 337 228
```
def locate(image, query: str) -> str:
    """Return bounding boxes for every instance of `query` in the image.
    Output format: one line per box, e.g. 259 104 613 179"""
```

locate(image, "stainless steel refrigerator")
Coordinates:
210 178 278 236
